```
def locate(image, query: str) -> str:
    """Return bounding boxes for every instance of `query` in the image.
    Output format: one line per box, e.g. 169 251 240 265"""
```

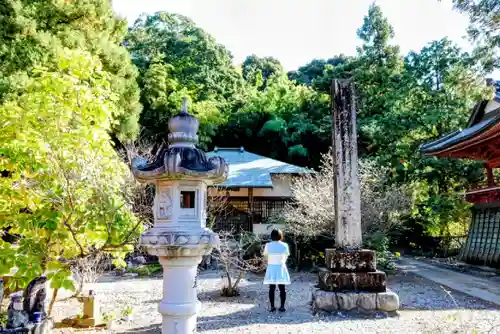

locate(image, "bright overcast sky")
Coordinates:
113 0 472 72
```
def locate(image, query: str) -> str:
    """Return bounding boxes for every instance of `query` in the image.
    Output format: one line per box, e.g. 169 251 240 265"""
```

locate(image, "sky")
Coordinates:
112 0 473 72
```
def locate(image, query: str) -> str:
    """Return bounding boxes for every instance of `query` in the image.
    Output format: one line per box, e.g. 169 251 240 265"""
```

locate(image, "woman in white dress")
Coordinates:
263 229 291 312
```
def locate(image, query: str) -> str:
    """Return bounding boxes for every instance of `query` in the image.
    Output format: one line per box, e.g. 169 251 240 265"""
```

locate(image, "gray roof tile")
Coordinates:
206 148 313 188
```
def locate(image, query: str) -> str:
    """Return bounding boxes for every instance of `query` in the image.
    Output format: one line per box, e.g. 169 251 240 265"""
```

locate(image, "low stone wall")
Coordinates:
311 287 399 313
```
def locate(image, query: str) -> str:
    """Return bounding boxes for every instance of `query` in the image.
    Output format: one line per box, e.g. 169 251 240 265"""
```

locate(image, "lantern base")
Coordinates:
156 256 202 334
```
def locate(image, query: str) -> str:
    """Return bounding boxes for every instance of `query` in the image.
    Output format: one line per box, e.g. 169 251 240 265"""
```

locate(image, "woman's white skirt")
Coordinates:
263 264 291 285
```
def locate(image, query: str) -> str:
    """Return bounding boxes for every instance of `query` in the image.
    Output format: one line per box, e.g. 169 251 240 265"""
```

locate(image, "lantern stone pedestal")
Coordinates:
131 98 228 334
140 228 219 333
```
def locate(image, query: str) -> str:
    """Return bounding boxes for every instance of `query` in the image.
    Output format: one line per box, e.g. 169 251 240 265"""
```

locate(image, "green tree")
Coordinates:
351 5 490 236
288 56 347 86
215 75 331 167
241 54 284 90
401 38 490 236
126 12 245 103
313 4 405 156
125 12 247 148
0 0 141 141
312 4 490 237
449 0 500 71
0 49 142 293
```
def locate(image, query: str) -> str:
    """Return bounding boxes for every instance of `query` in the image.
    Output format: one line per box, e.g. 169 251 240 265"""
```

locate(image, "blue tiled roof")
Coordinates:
206 148 313 188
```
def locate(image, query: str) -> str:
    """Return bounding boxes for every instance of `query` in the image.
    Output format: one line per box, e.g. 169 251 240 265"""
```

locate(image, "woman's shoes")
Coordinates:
269 307 286 312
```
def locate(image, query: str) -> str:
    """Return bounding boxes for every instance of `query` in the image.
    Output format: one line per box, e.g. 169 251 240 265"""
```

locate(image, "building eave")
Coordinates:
420 113 500 157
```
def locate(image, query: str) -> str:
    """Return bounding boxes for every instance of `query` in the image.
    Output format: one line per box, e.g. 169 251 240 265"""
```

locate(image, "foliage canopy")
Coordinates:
0 49 142 290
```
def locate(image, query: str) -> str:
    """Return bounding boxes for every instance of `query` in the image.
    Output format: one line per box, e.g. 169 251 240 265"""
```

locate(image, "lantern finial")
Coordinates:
181 97 188 115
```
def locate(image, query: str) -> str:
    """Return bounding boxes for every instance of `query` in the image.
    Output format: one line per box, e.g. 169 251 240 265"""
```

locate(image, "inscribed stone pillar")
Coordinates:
331 79 362 248
311 80 400 314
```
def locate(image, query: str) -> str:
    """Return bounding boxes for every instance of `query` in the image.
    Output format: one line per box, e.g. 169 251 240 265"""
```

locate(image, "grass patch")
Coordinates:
0 311 7 327
127 264 162 277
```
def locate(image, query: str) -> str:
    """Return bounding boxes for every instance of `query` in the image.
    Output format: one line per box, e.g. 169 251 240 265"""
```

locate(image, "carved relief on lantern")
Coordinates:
157 187 173 219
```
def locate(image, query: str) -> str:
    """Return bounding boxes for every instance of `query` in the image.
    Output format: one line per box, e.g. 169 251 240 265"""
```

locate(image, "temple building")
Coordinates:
420 80 500 267
206 147 311 235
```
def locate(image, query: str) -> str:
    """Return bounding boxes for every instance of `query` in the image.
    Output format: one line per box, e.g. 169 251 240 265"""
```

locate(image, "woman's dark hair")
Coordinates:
270 229 284 241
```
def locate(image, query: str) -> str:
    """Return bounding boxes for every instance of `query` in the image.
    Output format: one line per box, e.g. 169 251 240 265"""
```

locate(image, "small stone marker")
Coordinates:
76 290 100 327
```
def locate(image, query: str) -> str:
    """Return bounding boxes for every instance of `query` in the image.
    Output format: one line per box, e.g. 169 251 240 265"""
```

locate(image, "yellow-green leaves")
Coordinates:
47 268 75 291
112 258 127 269
0 49 141 288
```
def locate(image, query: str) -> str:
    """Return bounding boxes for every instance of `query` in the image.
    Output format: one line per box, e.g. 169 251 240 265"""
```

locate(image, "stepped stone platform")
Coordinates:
312 248 399 313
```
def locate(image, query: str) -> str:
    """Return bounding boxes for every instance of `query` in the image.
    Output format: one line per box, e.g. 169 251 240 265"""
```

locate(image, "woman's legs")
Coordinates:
278 284 286 310
268 284 286 311
268 284 276 310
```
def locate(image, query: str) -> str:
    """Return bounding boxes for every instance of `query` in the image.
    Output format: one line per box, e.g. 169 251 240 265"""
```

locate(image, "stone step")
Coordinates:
318 268 387 292
325 249 377 272
311 288 399 312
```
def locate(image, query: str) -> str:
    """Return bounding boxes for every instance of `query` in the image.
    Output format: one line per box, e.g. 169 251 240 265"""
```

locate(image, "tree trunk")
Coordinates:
47 288 58 316
232 270 244 291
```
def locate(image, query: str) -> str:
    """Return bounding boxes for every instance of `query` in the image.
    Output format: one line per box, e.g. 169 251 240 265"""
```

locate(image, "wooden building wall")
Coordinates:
208 196 290 234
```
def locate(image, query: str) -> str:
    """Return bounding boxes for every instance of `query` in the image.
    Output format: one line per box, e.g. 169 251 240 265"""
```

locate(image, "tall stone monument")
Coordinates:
131 98 228 334
331 79 362 249
311 80 399 313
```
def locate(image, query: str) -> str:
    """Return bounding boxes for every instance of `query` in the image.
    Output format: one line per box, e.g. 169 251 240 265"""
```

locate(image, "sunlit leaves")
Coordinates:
47 268 75 291
450 0 500 71
0 49 142 287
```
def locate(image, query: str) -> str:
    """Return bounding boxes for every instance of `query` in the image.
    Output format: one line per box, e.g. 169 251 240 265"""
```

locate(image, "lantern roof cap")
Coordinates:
168 97 200 146
131 98 228 183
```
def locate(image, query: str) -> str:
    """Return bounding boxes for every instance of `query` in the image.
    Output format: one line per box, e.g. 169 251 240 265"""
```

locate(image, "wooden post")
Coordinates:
331 79 362 249
248 188 254 232
486 163 495 187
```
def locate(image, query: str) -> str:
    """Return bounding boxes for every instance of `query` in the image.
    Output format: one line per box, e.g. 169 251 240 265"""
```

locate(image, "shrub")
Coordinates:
284 150 411 245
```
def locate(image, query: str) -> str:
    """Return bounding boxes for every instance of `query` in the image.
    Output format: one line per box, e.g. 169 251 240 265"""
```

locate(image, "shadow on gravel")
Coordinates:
196 308 392 332
96 274 162 283
115 270 500 333
115 309 391 334
145 279 263 305
117 324 161 333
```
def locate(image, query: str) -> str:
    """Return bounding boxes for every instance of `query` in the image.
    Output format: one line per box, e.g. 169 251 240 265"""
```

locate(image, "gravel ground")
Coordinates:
51 269 500 334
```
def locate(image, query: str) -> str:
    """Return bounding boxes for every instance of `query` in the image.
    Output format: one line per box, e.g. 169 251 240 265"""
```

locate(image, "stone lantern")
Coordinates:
131 98 228 334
